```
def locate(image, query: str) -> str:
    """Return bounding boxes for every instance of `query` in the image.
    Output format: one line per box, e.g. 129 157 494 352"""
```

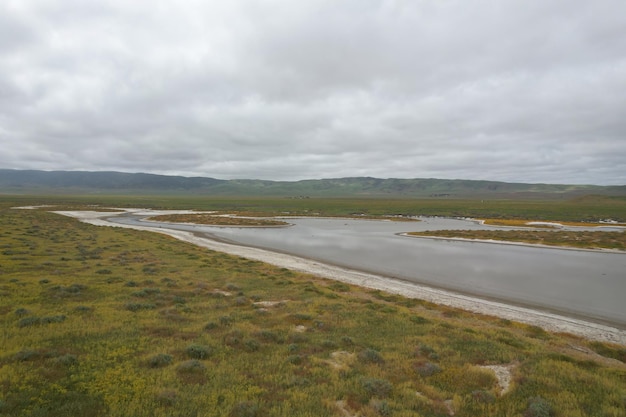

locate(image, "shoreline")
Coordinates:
52 209 626 345
399 233 626 254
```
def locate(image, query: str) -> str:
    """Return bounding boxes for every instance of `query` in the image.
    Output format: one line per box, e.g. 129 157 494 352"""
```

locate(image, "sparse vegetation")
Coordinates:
0 197 625 416
481 218 626 227
148 213 290 226
408 229 626 251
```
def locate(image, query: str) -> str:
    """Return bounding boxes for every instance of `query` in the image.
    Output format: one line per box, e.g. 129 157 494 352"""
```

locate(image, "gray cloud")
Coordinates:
1 0 625 184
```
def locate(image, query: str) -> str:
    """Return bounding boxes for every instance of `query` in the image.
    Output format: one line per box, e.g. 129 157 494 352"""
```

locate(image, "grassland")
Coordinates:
4 193 626 222
1 196 626 416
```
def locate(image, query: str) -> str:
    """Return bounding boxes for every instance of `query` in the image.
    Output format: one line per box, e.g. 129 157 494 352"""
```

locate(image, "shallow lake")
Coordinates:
110 215 626 326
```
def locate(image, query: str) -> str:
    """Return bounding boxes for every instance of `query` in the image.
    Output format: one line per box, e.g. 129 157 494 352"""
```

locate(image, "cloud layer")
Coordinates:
1 0 625 184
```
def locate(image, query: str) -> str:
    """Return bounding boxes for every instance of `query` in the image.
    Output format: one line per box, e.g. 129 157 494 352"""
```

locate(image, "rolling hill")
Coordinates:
0 169 624 198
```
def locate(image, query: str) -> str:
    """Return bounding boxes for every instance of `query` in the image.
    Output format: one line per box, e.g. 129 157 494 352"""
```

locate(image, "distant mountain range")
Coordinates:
1 169 624 198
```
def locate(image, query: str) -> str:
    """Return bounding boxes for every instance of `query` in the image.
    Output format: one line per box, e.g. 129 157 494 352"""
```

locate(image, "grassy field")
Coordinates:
1 196 626 416
4 193 626 222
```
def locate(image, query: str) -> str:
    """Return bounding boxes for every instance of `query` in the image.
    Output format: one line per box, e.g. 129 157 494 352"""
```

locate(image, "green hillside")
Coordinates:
1 169 624 198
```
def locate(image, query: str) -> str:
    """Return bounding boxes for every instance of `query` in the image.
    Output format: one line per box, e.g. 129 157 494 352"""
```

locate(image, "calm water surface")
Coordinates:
110 215 626 326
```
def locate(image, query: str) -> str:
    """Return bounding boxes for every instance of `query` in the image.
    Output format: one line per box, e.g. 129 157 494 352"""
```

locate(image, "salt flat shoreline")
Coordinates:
399 233 626 254
53 209 626 345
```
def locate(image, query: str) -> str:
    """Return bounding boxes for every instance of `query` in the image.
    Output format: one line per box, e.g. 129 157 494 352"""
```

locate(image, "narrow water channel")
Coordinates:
109 214 626 327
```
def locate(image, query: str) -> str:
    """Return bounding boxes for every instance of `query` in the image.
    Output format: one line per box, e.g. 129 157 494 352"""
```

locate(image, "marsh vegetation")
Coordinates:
408 230 626 251
148 213 290 227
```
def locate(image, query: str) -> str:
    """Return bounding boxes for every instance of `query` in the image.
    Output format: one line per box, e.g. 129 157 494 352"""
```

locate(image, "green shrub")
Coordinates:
341 336 354 346
244 339 260 352
204 321 218 331
54 354 78 366
361 378 393 399
176 360 206 373
287 355 303 365
185 344 212 359
525 396 553 417
125 303 156 311
224 330 244 347
41 315 66 324
172 295 186 304
358 348 384 364
234 296 249 306
255 330 280 343
148 353 173 368
321 339 338 349
132 288 161 298
65 284 87 293
18 317 40 327
414 361 441 377
410 315 430 324
17 315 66 327
14 349 40 362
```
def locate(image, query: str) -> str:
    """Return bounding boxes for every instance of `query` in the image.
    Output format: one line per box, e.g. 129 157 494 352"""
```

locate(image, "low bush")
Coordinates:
18 315 66 327
148 353 173 368
125 303 156 311
358 348 384 364
14 350 40 362
54 354 78 366
361 378 393 399
244 339 260 352
185 344 212 359
414 361 441 377
525 396 553 417
176 360 207 374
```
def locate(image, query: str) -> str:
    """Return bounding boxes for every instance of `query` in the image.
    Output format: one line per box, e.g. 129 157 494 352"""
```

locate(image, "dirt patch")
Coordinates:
335 400 358 417
323 351 356 370
211 289 232 297
481 363 516 395
253 300 289 308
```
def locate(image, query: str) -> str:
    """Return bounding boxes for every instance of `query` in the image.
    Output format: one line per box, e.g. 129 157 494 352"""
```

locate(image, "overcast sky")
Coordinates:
1 1 625 184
